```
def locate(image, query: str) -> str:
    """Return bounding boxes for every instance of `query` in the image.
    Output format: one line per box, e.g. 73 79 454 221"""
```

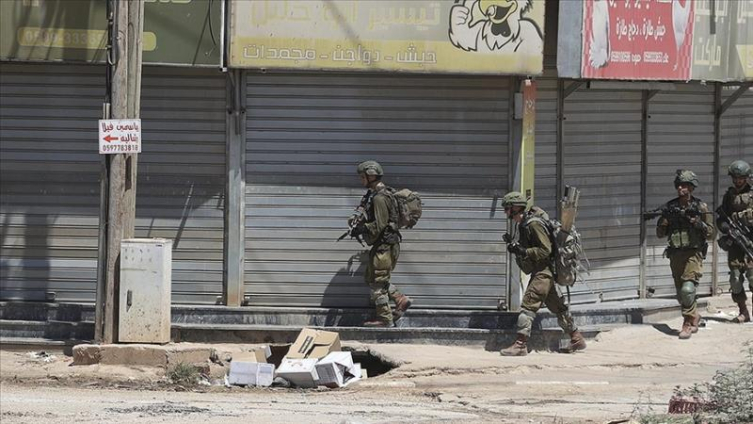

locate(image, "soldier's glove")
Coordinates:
718 221 730 234
502 233 513 244
692 218 707 231
507 243 527 257
717 235 735 251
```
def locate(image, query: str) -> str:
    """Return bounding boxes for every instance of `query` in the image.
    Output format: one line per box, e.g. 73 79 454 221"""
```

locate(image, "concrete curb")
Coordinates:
72 343 215 367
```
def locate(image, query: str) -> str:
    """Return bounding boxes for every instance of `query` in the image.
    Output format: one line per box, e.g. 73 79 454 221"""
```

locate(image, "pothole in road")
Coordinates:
343 347 400 378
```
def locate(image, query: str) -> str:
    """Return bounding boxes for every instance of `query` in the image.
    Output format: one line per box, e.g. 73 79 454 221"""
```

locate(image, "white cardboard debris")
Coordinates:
314 351 361 388
228 361 276 387
276 358 320 388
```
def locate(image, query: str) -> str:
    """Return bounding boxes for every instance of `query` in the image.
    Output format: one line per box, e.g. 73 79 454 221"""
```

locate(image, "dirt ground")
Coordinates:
1 297 752 424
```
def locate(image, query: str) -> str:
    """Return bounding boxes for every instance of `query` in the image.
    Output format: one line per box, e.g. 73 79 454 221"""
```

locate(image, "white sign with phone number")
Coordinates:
99 119 141 154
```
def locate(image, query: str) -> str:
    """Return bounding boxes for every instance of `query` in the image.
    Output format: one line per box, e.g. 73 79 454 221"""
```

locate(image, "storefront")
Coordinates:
1 0 750 312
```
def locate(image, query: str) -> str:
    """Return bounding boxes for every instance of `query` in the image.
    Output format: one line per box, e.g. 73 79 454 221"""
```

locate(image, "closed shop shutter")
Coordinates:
534 68 559 215
562 87 643 302
245 72 510 309
0 63 225 304
646 85 716 298
1 64 103 301
721 88 753 160
136 67 226 304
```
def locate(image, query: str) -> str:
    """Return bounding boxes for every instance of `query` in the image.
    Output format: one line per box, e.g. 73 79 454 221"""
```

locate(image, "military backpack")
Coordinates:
391 188 423 229
525 214 589 287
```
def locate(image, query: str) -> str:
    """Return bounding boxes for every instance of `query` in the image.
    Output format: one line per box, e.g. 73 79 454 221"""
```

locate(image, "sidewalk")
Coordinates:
1 297 751 423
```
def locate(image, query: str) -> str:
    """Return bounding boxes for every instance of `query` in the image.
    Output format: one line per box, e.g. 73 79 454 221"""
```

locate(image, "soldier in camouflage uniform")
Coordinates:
656 170 715 339
717 160 753 323
351 161 412 327
499 192 586 356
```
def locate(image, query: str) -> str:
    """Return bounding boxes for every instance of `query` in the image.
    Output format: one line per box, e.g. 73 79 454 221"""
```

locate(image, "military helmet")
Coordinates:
674 169 699 188
357 160 384 176
501 191 528 208
728 160 751 178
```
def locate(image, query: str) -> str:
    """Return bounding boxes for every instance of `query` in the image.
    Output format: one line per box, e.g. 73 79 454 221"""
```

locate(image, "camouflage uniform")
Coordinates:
719 184 753 297
515 207 577 338
655 170 715 341
656 197 715 319
362 185 404 325
499 192 585 356
717 160 753 322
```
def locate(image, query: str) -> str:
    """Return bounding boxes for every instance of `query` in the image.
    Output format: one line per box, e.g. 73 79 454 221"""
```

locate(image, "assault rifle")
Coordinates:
716 206 753 262
336 191 372 246
336 206 367 246
642 205 711 222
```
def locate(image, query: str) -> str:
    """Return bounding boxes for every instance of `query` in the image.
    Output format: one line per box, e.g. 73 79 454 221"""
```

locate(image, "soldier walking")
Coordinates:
499 192 586 356
349 161 412 327
655 170 715 339
717 160 753 323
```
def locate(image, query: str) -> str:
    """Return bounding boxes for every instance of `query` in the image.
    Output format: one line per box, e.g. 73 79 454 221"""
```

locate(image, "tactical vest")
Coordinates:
723 184 753 215
366 186 401 244
665 197 707 250
517 207 553 273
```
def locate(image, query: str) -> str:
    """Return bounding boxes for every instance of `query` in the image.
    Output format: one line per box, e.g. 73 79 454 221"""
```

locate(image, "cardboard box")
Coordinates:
315 351 361 388
228 361 275 387
244 346 272 363
285 328 341 360
276 358 319 388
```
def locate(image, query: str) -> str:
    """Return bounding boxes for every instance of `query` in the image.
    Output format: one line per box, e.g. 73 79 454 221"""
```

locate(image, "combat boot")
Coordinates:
678 316 693 340
732 301 751 324
500 334 528 356
690 312 701 333
365 303 394 327
362 319 394 328
392 295 413 322
562 330 587 353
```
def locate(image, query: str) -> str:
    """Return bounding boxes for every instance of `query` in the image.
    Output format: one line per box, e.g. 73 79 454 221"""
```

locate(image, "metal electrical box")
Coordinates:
119 238 172 343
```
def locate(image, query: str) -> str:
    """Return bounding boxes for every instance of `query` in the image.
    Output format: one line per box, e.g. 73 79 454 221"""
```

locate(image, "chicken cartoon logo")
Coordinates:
449 0 543 53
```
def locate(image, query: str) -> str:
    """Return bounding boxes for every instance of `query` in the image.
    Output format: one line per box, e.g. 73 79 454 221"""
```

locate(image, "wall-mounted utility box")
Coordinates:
119 238 172 344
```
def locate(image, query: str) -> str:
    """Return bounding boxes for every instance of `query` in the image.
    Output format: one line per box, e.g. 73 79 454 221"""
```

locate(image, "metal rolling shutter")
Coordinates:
245 72 509 309
721 88 753 161
0 64 225 305
136 67 226 304
534 68 559 214
646 85 716 298
0 64 103 302
562 87 643 303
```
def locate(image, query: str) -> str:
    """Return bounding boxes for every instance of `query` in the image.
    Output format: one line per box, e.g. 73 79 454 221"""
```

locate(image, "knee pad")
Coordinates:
680 281 697 308
370 291 389 306
373 269 390 284
516 309 537 337
730 269 745 294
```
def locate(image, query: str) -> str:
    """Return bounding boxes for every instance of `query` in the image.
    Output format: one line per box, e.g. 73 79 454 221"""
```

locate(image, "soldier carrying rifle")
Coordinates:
645 170 715 340
341 161 412 328
716 160 753 324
